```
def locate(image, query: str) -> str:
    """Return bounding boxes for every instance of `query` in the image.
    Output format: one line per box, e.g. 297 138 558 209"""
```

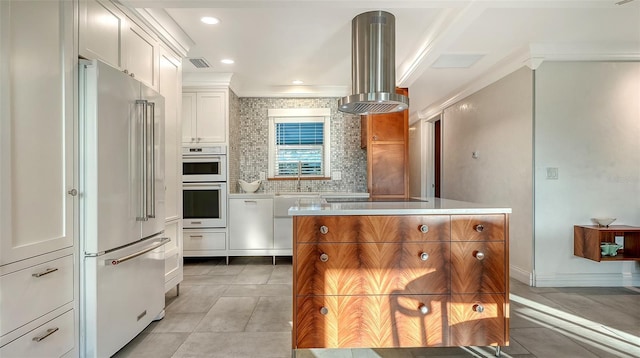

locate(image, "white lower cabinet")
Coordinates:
273 217 293 250
0 309 74 358
183 229 227 256
163 220 183 293
229 198 274 251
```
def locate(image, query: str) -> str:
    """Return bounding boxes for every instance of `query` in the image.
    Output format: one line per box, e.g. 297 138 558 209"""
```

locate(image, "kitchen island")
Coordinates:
289 198 511 356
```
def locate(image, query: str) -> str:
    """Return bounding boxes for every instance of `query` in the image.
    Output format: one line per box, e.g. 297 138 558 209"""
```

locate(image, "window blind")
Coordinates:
275 122 324 176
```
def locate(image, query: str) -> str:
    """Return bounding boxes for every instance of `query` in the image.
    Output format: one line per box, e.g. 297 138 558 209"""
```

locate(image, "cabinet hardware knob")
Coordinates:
419 252 429 261
320 225 329 234
67 189 78 196
372 135 378 140
123 69 129 74
130 73 135 78
419 225 429 233
319 253 329 262
419 304 429 315
474 251 485 261
32 327 59 342
320 306 329 315
191 137 195 142
32 267 58 278
197 137 201 142
475 224 485 233
473 304 485 313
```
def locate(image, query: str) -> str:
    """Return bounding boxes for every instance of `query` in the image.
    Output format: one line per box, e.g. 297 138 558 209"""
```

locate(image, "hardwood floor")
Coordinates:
113 257 640 358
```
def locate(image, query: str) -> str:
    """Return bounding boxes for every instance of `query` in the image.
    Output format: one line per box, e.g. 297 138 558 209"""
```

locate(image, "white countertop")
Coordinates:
288 197 512 216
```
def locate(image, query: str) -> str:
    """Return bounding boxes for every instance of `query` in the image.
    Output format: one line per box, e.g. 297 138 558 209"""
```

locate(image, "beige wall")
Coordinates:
534 62 640 286
441 67 534 283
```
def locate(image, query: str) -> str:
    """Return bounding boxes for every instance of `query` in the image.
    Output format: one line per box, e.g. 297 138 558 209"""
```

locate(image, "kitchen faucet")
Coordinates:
296 161 302 192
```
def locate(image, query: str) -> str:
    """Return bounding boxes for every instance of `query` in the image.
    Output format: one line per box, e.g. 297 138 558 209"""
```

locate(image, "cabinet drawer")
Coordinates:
0 255 73 336
183 231 226 251
296 294 449 348
295 215 450 243
0 309 74 358
451 215 505 241
451 241 506 294
449 294 507 346
296 242 450 295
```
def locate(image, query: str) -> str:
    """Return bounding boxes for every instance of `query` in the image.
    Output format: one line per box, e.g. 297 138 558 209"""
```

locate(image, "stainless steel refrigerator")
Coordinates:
79 59 168 357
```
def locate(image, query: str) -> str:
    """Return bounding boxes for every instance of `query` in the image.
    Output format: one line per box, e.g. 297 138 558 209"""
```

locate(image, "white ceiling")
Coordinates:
124 0 640 121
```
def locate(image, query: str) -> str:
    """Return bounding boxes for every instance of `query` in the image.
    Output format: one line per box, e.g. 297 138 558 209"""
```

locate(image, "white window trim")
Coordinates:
267 108 331 178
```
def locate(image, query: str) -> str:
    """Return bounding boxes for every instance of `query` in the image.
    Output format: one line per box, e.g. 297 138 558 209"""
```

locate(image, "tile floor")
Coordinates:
113 257 640 358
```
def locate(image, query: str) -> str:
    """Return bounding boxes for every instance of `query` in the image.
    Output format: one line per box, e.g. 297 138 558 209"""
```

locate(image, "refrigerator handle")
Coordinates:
136 99 148 221
105 237 170 266
147 101 156 218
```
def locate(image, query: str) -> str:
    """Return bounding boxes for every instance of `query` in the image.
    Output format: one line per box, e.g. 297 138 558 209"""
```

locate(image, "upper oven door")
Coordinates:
182 154 227 182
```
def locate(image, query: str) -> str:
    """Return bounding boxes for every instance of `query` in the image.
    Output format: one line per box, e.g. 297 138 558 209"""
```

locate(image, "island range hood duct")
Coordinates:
338 10 409 115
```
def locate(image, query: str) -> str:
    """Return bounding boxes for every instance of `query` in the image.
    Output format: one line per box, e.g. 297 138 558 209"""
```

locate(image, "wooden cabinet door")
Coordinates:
451 241 506 294
79 0 124 69
449 294 507 346
369 111 406 142
0 0 75 265
296 294 449 348
370 143 406 196
196 91 227 143
123 19 158 90
296 242 450 296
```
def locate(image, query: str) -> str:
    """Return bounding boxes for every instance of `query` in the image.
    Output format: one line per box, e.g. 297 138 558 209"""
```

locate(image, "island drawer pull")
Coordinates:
319 225 329 234
320 306 329 315
419 304 429 315
475 224 485 233
419 224 429 233
419 252 429 261
474 251 485 260
319 253 329 262
473 304 485 313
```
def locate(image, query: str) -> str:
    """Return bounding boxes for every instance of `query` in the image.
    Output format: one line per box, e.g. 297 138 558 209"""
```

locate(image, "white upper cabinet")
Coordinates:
79 0 159 90
123 20 159 89
182 91 228 145
0 0 75 265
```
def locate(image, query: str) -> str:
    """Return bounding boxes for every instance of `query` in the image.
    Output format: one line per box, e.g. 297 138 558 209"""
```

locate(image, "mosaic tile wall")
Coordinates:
228 89 241 190
230 97 367 193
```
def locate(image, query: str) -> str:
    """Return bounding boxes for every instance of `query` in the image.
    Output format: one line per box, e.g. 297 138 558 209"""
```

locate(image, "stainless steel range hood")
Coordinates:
338 11 409 115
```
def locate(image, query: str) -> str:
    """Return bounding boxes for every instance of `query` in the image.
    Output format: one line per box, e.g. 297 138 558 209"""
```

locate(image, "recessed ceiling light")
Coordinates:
200 16 220 25
292 80 304 85
221 59 234 64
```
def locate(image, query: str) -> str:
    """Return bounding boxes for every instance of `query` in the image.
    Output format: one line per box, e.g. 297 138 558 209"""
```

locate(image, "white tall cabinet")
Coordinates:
0 0 77 356
159 47 184 292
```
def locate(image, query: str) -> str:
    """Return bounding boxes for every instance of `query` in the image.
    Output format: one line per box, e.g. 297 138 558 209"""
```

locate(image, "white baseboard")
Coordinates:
533 272 640 287
510 264 533 286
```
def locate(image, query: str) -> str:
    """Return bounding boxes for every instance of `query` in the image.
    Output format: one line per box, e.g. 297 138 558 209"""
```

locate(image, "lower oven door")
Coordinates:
183 182 227 228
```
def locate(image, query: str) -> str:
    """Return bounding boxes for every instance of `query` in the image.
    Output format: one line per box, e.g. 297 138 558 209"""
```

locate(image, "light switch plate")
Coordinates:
332 171 342 180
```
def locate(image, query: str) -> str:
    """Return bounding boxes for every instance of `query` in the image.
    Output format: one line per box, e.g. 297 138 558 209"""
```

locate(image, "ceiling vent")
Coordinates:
338 11 409 115
188 58 211 68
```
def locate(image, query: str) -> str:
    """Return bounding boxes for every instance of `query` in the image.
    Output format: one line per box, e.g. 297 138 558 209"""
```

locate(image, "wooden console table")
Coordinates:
574 225 640 262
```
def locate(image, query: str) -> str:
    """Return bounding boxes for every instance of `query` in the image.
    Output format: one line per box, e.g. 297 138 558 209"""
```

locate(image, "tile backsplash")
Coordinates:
228 94 367 193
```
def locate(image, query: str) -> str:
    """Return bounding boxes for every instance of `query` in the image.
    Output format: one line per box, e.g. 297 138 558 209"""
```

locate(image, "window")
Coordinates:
267 108 331 178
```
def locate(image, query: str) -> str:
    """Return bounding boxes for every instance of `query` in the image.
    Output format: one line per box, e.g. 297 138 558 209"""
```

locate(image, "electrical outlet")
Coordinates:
546 167 559 180
259 172 266 180
332 171 342 180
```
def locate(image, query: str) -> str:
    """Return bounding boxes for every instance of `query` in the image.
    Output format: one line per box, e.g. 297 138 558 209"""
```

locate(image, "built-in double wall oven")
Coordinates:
182 146 227 228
